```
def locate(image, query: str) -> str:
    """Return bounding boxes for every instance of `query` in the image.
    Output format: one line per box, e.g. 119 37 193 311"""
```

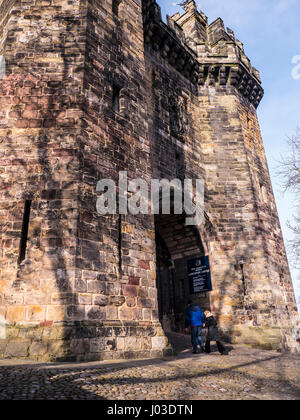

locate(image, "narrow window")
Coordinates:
18 200 32 264
112 0 120 16
112 84 121 113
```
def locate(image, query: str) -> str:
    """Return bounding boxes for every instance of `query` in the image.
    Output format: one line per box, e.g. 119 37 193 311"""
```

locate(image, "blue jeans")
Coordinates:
191 326 204 352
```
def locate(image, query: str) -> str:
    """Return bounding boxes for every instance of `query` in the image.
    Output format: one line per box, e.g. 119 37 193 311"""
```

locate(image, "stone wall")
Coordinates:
0 0 299 361
195 87 299 350
0 0 87 360
0 0 171 361
143 0 299 352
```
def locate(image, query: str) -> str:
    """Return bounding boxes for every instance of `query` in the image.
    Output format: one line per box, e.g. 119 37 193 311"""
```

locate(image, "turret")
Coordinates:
142 0 264 108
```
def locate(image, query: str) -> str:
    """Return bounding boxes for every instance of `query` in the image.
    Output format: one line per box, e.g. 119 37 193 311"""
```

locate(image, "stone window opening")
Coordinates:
18 200 32 264
260 184 268 203
112 0 121 17
175 151 181 160
237 257 247 296
112 84 121 113
247 115 254 133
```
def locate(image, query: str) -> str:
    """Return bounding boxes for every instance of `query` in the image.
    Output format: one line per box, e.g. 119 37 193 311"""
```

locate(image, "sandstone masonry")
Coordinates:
0 0 299 361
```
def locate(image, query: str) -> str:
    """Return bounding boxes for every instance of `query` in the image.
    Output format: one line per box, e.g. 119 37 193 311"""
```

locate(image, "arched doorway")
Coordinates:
155 213 210 332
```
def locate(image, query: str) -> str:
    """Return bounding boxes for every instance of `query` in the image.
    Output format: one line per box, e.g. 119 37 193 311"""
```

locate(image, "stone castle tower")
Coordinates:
0 0 299 361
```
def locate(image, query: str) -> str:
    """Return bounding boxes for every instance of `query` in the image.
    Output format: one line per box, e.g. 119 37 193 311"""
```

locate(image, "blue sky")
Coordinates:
158 0 300 308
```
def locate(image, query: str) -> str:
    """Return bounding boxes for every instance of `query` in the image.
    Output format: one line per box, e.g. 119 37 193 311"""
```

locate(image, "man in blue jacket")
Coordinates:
185 300 205 354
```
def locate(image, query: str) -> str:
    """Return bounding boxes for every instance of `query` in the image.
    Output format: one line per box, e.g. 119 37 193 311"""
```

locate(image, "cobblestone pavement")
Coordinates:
0 334 299 400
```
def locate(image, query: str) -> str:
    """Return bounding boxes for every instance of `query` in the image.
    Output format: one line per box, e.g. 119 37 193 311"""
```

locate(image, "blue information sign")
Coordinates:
187 256 212 294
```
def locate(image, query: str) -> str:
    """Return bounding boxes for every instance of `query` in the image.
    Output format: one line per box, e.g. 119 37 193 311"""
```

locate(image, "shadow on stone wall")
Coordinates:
0 4 89 360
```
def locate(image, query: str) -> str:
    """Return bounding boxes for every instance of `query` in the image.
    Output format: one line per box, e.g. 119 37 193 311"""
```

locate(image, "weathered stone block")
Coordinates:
151 336 169 350
29 340 48 357
119 306 132 320
110 296 125 306
105 338 117 351
126 297 136 307
5 341 30 358
78 293 92 305
0 341 7 357
26 306 46 322
132 308 143 320
137 298 153 309
93 295 109 306
86 306 106 320
66 305 85 321
70 339 90 354
106 305 118 320
87 281 106 294
122 285 138 297
6 306 26 322
46 305 65 322
47 340 68 357
142 309 152 321
90 338 105 353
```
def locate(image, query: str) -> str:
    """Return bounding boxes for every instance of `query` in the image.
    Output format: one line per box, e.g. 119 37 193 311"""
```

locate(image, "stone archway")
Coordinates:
155 213 210 333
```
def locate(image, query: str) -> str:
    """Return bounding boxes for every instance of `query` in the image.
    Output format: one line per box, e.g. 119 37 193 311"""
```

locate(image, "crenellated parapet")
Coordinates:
142 0 264 108
142 0 200 84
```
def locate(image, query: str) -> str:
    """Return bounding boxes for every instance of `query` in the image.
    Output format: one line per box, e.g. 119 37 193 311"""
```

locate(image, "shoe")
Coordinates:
192 351 198 354
200 347 205 353
221 352 228 356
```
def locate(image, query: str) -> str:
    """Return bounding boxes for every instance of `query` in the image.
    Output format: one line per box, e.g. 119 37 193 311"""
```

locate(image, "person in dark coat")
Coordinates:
204 311 227 355
185 300 205 354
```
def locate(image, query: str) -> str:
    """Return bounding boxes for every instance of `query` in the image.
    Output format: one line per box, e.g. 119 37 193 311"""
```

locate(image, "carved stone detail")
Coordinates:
169 94 188 141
